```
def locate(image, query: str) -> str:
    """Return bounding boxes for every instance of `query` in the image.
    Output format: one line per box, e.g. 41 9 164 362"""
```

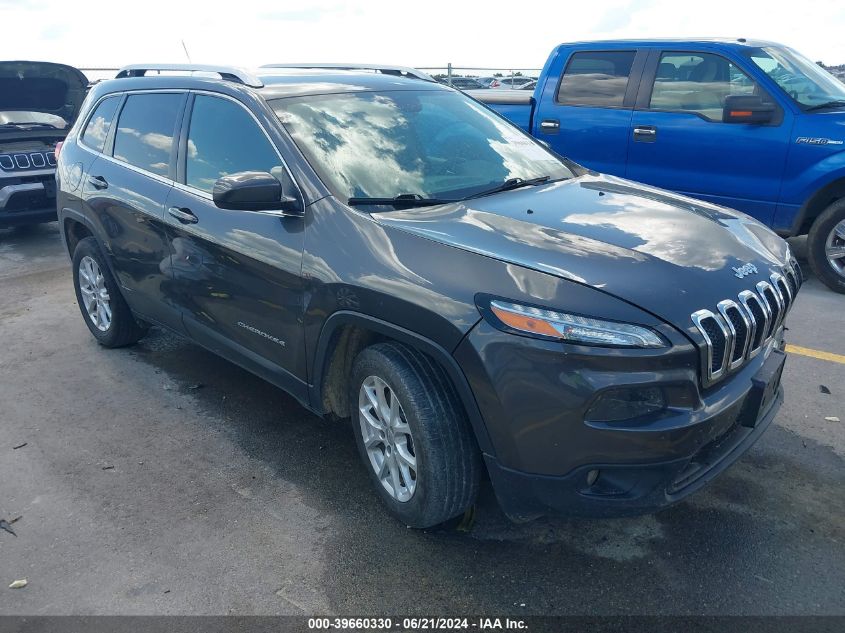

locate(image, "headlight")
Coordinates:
485 299 667 348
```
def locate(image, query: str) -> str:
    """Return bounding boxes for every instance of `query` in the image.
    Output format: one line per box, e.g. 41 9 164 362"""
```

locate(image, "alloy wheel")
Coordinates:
358 375 418 502
825 219 845 278
78 255 112 332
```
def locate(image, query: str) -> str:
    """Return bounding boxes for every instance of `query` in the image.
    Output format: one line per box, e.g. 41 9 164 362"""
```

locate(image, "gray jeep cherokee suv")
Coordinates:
56 64 800 527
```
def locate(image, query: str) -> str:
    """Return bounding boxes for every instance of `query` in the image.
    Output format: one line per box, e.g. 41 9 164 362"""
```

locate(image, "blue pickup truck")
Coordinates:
473 39 845 293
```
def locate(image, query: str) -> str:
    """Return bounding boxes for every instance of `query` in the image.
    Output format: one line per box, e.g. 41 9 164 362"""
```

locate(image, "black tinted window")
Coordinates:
113 93 182 177
81 96 120 153
557 51 636 107
186 95 282 193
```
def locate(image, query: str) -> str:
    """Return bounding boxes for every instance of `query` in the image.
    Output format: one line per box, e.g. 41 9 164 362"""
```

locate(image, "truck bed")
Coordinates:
468 89 533 132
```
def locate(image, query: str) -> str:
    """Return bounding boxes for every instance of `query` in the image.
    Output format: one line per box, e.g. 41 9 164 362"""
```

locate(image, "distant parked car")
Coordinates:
490 76 535 89
1 61 88 227
475 77 499 88
519 80 537 90
445 77 485 90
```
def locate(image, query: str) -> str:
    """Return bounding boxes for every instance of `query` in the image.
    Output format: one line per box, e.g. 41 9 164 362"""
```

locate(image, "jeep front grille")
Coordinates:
0 151 56 172
691 263 800 386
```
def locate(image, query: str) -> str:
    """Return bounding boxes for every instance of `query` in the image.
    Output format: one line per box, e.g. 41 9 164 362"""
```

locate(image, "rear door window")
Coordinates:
112 93 183 178
81 96 120 153
557 51 637 107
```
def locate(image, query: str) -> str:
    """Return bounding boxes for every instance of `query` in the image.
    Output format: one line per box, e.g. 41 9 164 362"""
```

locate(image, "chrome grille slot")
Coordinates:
757 281 782 337
691 310 731 381
718 300 750 369
0 155 13 170
46 151 56 166
738 290 766 357
772 273 792 316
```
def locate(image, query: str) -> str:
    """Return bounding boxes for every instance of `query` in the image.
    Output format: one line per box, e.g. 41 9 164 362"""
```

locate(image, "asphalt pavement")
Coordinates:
0 222 843 616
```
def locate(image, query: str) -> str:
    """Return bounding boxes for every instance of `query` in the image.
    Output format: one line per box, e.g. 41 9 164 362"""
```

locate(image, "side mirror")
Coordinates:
212 170 304 216
722 95 775 124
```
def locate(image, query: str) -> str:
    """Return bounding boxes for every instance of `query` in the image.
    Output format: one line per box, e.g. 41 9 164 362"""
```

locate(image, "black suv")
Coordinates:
1 61 87 227
57 64 800 527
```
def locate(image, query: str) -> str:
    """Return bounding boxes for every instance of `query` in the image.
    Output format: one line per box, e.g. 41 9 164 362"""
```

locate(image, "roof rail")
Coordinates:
260 63 435 82
115 64 264 88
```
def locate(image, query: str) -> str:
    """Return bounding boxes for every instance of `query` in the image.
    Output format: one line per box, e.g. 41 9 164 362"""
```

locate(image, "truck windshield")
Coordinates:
271 90 572 204
746 46 845 110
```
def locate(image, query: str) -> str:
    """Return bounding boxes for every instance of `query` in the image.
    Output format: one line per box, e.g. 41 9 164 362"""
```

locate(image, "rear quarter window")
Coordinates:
112 93 183 178
80 96 120 153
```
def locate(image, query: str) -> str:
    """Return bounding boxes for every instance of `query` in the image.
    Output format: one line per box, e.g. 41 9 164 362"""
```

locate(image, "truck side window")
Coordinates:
649 52 768 121
556 51 636 107
185 95 282 194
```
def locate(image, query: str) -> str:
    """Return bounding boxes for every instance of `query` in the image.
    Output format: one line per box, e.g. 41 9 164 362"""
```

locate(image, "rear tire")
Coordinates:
72 236 146 347
350 342 481 528
807 199 845 294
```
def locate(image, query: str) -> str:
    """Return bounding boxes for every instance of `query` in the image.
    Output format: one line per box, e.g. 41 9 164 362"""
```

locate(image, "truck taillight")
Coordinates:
55 141 63 159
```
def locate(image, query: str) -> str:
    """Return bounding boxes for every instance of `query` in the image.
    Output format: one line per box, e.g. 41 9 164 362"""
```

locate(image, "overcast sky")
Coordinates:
4 0 845 74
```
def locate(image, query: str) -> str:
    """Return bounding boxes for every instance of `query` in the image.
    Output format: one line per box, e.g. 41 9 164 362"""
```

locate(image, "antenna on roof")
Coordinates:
181 40 192 63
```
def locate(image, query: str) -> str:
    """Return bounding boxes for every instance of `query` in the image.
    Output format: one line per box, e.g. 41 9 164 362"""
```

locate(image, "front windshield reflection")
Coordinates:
747 46 845 109
271 90 572 203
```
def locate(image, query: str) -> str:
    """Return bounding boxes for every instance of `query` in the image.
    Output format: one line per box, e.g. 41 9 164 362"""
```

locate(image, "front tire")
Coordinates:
72 236 146 347
350 342 481 528
807 199 845 294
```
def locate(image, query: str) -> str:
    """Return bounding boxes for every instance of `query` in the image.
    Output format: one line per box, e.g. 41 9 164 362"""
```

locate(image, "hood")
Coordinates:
373 174 792 329
0 61 88 132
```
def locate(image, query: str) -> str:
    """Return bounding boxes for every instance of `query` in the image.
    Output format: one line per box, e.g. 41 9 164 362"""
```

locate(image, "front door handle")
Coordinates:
168 206 198 224
633 126 657 142
539 119 560 130
87 175 108 190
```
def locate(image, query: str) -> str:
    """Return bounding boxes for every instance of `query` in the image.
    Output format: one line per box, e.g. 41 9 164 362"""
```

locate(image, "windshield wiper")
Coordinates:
462 176 551 200
347 193 456 208
805 100 845 112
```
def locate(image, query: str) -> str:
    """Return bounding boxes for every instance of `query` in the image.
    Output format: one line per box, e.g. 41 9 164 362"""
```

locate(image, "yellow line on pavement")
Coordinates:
786 344 845 365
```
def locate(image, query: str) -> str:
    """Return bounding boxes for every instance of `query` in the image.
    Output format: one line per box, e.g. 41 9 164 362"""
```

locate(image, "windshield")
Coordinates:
746 46 845 109
271 90 572 203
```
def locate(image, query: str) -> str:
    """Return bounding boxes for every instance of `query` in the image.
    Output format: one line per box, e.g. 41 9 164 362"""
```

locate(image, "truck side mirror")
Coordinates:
722 95 775 124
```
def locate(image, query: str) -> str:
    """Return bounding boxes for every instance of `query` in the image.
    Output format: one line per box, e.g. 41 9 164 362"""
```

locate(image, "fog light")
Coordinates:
586 469 600 486
585 387 666 423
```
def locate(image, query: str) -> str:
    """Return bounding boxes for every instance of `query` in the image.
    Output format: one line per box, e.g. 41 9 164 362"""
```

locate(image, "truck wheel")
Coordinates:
350 342 481 528
72 237 147 347
808 199 845 294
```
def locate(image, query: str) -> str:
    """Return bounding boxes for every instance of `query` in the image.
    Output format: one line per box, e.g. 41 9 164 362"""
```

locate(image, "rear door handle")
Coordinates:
539 119 560 130
633 126 657 142
87 175 108 190
168 206 198 224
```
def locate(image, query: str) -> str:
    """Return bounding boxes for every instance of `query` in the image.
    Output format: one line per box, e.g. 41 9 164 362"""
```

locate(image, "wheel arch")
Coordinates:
60 208 97 258
788 173 845 237
310 311 494 455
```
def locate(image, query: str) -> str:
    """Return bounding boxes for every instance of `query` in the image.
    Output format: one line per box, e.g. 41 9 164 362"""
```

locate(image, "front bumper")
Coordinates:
485 386 781 520
0 178 57 227
454 320 786 519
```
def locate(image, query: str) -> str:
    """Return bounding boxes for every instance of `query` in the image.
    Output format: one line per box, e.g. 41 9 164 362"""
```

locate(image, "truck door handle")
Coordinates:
168 206 198 224
633 126 657 142
540 119 560 130
87 175 108 190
